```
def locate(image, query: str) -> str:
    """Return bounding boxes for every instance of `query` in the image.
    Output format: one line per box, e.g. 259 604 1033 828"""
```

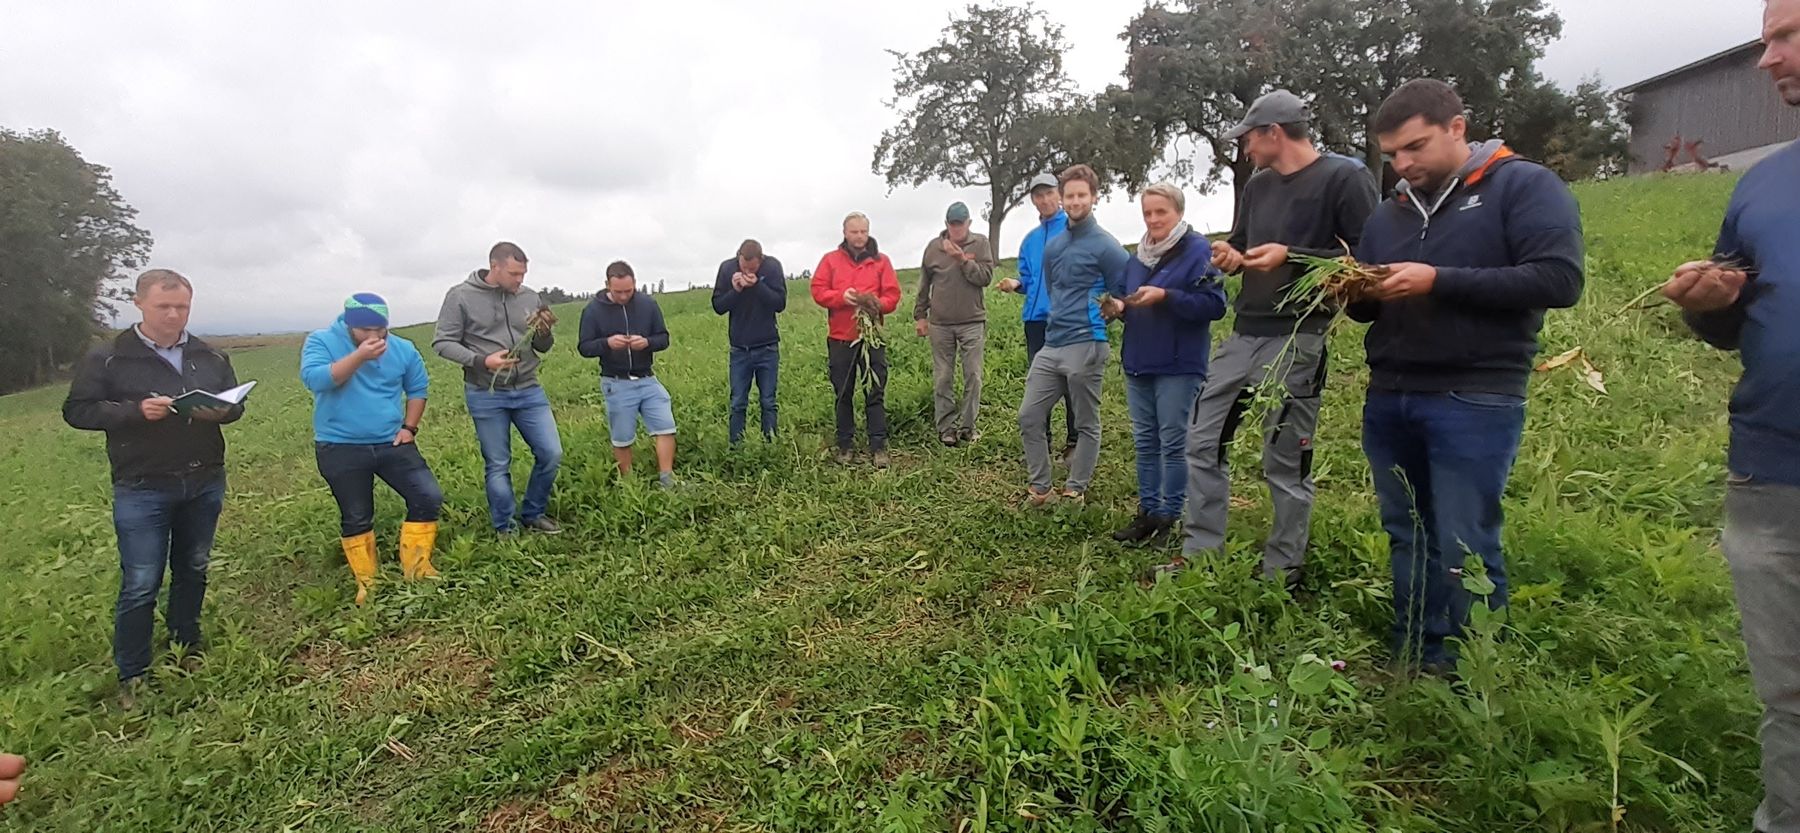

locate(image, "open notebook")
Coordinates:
169 381 257 414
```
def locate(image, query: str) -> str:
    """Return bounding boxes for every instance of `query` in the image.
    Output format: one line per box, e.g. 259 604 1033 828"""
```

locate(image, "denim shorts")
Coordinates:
602 377 676 447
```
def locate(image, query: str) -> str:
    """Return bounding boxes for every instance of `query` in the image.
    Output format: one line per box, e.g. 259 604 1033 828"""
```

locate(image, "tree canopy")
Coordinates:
0 128 152 393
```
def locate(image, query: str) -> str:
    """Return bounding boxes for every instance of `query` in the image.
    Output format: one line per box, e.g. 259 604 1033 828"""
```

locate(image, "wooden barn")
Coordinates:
1620 40 1799 173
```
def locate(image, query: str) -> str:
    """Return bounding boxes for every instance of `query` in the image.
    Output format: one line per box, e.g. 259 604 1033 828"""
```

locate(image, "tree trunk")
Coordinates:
987 180 1008 256
1227 154 1254 233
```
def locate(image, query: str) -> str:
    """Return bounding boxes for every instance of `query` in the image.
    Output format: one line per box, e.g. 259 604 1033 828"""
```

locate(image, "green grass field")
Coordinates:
0 173 1762 831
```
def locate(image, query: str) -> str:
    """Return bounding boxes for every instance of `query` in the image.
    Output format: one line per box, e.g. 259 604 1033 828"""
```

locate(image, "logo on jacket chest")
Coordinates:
1459 194 1484 212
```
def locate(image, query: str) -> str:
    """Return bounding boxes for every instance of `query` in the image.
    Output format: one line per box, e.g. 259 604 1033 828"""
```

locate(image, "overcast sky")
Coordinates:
0 0 1772 333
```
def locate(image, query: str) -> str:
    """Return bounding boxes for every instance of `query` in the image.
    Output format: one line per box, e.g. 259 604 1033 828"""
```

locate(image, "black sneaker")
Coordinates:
1111 511 1157 543
1139 515 1179 548
522 516 563 535
173 642 206 673
118 676 149 711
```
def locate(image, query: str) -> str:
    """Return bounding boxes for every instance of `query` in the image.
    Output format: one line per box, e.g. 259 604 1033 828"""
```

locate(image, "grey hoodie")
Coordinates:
432 269 555 390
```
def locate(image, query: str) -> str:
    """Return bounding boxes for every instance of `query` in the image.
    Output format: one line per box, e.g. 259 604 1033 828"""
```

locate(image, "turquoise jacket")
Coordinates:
300 316 430 444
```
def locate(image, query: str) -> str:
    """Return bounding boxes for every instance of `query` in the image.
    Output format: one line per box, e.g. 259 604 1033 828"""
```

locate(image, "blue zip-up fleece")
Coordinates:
710 255 787 349
1683 142 1800 487
1351 141 1584 396
1015 210 1068 322
1044 214 1131 348
300 316 430 444
577 291 671 377
1120 230 1228 376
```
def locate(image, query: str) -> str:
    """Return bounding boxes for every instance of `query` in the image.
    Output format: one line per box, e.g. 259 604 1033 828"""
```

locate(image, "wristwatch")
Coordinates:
401 424 420 435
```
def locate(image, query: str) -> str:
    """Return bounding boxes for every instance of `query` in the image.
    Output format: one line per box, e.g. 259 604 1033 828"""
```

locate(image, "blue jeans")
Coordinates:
314 442 444 537
112 470 226 681
728 344 779 443
465 384 563 531
1363 390 1526 665
1126 373 1204 517
601 377 677 447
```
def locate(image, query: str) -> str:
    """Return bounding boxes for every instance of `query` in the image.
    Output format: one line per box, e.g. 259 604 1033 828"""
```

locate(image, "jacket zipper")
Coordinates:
622 302 633 375
1409 176 1461 248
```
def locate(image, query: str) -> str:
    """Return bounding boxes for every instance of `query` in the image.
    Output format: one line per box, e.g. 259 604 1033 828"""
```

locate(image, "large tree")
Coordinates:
0 128 152 394
1116 0 1602 213
873 2 1084 252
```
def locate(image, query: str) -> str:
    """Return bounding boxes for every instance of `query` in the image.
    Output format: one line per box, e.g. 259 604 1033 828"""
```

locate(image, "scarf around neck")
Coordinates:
1137 221 1190 268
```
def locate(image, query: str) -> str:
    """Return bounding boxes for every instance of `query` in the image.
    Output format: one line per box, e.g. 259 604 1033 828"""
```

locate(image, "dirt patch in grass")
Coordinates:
478 760 673 833
294 630 493 709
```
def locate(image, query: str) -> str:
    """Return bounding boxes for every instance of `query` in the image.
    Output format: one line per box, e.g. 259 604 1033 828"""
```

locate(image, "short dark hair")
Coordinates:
1373 79 1465 135
737 239 764 260
135 268 192 297
489 241 529 265
605 261 635 280
1058 164 1100 194
1274 122 1309 141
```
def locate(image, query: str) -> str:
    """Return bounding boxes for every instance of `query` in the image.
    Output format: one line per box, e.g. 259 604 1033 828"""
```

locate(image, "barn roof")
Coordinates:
1620 40 1765 94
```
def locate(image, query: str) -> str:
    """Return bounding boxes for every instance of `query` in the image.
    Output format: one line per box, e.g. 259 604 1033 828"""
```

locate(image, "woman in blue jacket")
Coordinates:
1106 183 1228 545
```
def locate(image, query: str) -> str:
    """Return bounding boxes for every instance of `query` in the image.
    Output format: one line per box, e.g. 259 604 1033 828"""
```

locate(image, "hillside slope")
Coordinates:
0 173 1760 831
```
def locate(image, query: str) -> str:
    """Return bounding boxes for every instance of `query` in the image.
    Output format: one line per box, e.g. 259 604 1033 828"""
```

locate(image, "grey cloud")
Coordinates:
5 0 1768 333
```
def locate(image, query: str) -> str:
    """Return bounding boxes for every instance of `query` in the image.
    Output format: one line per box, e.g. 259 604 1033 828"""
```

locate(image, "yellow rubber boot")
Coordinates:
340 531 378 605
399 521 439 580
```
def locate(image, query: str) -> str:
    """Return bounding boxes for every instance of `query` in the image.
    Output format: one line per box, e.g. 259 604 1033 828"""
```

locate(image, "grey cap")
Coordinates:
1027 172 1059 192
1224 89 1310 141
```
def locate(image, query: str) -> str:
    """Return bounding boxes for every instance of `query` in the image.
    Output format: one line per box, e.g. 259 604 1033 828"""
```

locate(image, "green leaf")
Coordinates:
1221 621 1241 642
1461 570 1498 596
1288 658 1334 696
1168 744 1190 779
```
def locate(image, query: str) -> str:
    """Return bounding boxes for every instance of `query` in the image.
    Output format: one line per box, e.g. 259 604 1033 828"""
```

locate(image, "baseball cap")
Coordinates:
1027 172 1059 192
946 202 971 223
1224 89 1310 141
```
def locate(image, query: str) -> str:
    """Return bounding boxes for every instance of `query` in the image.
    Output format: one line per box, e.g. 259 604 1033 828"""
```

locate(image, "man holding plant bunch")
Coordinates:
433 241 563 536
811 212 902 468
1349 79 1583 675
301 293 443 606
1172 90 1378 587
1661 3 1800 828
64 268 245 709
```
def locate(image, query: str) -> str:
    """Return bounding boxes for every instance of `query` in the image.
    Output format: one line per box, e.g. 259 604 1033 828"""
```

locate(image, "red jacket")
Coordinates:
810 240 901 341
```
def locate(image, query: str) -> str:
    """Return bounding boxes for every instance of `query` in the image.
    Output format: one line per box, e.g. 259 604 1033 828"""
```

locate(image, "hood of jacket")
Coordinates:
840 238 881 263
1396 139 1517 214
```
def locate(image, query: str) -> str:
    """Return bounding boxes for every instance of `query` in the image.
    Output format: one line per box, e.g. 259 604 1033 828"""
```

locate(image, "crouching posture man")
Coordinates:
300 293 444 604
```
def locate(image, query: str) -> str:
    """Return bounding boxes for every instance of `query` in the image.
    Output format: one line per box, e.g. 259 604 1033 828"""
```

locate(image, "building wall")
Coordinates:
1627 48 1800 172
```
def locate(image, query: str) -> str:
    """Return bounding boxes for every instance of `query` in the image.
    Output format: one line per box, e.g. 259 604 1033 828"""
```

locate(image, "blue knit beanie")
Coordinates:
343 293 389 329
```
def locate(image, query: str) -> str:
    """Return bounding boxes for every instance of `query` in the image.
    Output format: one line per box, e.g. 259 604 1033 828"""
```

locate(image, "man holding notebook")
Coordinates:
63 269 246 709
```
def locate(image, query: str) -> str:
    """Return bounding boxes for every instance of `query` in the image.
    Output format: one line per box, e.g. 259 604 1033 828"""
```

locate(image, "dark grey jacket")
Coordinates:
432 270 555 389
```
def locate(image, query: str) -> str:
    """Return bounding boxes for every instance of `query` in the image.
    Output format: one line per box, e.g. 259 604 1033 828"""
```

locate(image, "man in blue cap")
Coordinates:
915 201 996 445
300 293 444 605
997 173 1075 457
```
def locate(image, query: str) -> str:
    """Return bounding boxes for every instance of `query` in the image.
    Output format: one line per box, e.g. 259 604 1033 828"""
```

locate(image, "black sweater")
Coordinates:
1228 154 1380 336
